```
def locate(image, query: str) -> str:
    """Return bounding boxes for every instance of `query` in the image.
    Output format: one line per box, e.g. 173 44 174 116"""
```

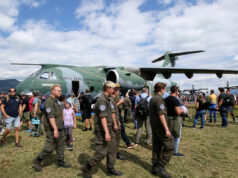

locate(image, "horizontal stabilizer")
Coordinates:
152 50 205 63
169 50 205 57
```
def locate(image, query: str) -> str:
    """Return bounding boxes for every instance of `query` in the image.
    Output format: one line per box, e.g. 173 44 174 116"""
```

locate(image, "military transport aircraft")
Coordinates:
12 50 238 97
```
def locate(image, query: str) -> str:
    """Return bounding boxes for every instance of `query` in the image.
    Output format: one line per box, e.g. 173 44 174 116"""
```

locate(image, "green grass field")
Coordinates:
1 107 238 178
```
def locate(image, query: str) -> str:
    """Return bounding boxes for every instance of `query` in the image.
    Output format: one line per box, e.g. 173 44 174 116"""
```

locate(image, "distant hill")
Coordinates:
0 79 20 92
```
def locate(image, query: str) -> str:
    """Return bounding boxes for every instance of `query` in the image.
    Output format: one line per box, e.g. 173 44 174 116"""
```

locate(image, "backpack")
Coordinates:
136 95 150 117
228 94 236 106
40 98 46 111
221 94 230 106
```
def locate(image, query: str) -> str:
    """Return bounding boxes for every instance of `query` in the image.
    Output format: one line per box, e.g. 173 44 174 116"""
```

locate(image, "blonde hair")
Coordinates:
198 93 205 103
51 84 61 91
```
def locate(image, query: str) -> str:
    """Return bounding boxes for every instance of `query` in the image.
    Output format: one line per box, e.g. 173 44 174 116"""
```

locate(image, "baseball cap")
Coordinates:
115 83 120 88
104 81 116 88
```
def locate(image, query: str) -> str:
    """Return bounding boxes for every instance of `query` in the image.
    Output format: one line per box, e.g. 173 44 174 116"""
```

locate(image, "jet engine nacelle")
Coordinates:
106 69 146 93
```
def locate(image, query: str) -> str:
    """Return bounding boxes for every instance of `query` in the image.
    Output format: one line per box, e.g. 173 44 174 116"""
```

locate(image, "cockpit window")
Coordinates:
29 69 41 77
40 72 49 80
50 72 57 80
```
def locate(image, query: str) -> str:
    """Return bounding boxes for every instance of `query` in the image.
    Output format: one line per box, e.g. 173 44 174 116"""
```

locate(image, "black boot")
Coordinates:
79 162 92 178
82 128 88 131
152 165 171 178
33 157 43 172
107 168 122 176
58 161 72 168
117 152 127 160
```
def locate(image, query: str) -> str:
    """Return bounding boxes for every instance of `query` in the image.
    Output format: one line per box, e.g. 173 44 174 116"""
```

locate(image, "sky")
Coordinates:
0 0 238 90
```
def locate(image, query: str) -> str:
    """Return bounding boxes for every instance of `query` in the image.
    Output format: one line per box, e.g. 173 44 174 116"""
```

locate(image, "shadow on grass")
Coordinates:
42 154 57 167
126 132 152 150
5 135 16 144
123 151 152 173
77 153 107 176
89 138 95 150
76 125 84 130
20 125 29 131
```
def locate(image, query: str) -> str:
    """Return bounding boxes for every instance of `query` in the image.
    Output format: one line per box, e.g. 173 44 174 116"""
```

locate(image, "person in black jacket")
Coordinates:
80 89 93 131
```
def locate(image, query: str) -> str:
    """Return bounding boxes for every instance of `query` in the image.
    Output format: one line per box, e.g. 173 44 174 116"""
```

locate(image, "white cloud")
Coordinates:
21 0 45 8
0 0 238 90
0 0 43 31
157 0 174 5
75 0 104 19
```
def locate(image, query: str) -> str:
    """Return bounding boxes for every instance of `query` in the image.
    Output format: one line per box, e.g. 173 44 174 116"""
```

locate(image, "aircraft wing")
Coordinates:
140 67 238 80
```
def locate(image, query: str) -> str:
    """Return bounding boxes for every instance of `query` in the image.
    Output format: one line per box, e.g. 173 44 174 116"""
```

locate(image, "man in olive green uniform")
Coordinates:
115 85 135 149
33 85 71 172
123 91 132 123
112 88 127 160
149 82 174 178
80 81 122 178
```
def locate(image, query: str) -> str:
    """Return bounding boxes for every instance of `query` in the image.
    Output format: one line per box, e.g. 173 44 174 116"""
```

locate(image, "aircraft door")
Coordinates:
72 81 80 97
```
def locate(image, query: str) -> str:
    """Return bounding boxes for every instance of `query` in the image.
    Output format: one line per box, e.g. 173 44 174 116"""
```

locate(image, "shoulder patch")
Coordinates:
100 105 106 111
46 107 51 113
160 104 165 110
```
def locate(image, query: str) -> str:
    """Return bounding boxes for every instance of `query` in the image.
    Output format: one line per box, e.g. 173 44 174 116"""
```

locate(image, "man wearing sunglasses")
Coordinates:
1 88 23 147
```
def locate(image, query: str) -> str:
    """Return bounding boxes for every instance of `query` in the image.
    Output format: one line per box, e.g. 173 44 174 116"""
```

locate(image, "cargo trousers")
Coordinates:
151 131 174 167
89 131 117 169
37 129 65 163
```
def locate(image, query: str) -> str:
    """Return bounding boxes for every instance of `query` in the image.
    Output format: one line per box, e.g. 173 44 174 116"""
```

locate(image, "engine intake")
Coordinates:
106 69 145 91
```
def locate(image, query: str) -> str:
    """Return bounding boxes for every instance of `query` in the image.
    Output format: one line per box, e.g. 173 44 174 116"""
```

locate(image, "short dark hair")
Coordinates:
90 86 94 92
218 87 224 92
142 87 148 93
154 82 166 93
210 89 214 94
170 86 179 93
59 95 66 102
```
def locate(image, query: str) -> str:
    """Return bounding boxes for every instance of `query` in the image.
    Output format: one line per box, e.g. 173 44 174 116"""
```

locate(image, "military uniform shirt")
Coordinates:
94 93 115 133
149 94 167 134
123 97 132 110
43 96 63 131
111 97 120 126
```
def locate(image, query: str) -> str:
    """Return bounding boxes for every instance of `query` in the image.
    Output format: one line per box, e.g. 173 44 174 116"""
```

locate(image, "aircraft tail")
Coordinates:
152 50 205 67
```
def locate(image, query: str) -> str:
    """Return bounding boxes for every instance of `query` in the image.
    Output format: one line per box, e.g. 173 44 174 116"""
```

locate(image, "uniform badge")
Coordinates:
100 105 106 111
160 104 165 110
46 107 51 113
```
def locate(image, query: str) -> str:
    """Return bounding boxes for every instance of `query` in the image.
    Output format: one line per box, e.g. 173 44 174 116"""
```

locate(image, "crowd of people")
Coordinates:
191 88 236 129
0 82 237 178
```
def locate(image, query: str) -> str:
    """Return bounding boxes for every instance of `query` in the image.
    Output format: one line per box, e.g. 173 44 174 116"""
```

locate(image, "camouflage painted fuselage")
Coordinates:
16 65 162 96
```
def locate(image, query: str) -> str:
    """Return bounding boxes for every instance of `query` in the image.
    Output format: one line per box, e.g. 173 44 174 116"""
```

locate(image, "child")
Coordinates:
63 101 76 150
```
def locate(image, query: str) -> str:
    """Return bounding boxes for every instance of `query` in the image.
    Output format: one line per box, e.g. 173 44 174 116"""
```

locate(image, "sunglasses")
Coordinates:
9 90 16 92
